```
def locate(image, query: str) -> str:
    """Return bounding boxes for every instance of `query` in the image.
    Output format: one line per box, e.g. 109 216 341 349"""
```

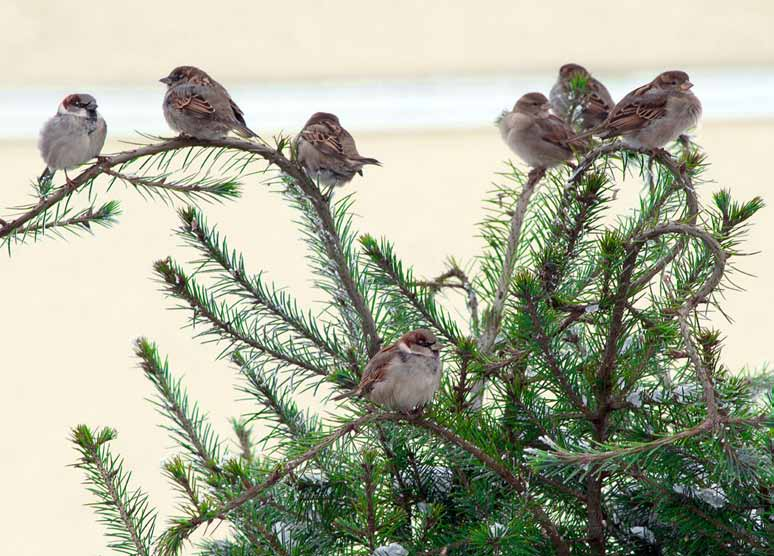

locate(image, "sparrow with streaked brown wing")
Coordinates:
295 112 381 190
333 329 442 414
585 70 702 150
550 63 614 130
160 65 257 140
498 92 588 170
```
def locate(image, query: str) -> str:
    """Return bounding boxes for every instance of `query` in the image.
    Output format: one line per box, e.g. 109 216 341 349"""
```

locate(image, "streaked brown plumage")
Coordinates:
160 65 257 140
585 70 702 150
550 63 614 130
333 329 442 413
295 112 381 188
498 92 587 169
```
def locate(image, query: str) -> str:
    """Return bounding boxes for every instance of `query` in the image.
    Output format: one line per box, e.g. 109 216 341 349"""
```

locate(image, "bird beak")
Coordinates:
159 77 172 85
431 341 442 352
86 101 98 110
680 81 694 91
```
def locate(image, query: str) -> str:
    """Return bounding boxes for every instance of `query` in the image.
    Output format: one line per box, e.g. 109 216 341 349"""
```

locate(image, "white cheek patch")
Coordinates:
398 342 411 354
58 105 90 118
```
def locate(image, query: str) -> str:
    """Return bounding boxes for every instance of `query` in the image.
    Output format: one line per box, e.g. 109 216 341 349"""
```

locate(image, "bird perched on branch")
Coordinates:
333 329 442 414
580 70 702 150
38 94 107 185
295 112 381 191
498 92 587 170
160 66 257 140
550 63 614 130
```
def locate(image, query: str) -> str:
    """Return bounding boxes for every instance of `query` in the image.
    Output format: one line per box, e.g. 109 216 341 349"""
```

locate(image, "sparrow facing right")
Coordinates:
295 112 381 188
38 93 107 184
549 63 614 130
160 66 257 140
591 70 702 150
498 92 586 170
333 329 442 414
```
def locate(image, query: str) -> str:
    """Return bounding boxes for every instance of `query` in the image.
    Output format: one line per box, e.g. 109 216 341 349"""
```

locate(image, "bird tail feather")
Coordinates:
39 167 55 184
356 157 382 167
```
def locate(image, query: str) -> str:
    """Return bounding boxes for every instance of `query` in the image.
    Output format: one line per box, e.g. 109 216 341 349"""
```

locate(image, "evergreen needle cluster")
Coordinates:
9 130 771 554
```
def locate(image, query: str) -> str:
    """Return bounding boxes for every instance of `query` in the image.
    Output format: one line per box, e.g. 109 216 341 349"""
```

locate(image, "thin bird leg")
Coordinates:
64 169 75 187
324 184 336 203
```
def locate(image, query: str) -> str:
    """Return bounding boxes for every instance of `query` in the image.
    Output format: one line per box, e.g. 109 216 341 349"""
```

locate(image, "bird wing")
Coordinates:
602 87 668 136
585 79 614 119
356 344 400 395
167 86 217 118
539 115 577 150
300 124 347 159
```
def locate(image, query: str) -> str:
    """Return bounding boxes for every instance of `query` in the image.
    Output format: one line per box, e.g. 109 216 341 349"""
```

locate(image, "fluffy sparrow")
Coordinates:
334 329 442 414
295 112 381 189
550 63 614 130
590 70 702 150
160 66 257 140
498 92 586 169
38 94 107 184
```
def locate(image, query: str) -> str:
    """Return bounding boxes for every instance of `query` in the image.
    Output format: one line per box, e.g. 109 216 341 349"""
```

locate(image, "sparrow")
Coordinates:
333 329 442 414
160 66 257 140
295 112 381 189
498 92 586 169
38 94 107 184
549 63 614 130
585 70 702 150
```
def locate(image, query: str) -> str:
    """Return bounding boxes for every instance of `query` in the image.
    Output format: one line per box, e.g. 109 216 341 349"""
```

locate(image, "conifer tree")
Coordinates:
7 130 771 554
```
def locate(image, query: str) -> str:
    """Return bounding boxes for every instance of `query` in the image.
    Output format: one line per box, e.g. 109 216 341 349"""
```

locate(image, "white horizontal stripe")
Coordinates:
2 68 773 139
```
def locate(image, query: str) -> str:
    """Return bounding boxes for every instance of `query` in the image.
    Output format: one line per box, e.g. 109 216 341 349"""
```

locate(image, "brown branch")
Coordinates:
473 168 543 407
82 439 151 556
1 136 381 358
179 410 570 555
523 294 592 417
630 466 765 552
101 168 232 195
406 415 569 555
11 205 114 237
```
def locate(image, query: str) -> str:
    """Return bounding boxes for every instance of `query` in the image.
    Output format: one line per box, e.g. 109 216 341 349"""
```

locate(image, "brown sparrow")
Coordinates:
549 63 614 130
295 112 381 189
498 92 585 169
38 94 107 184
590 70 702 150
160 66 256 140
334 329 442 414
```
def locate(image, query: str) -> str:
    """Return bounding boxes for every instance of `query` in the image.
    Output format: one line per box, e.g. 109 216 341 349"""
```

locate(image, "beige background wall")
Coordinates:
2 1 773 555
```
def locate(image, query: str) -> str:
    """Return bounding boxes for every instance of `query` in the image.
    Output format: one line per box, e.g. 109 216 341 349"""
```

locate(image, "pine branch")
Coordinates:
102 168 240 203
136 338 223 474
473 168 543 406
71 425 156 556
154 258 331 376
281 185 380 357
360 234 465 345
176 207 346 363
9 200 120 243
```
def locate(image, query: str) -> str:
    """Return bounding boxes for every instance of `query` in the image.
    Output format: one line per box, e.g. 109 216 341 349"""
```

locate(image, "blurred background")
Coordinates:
2 1 773 554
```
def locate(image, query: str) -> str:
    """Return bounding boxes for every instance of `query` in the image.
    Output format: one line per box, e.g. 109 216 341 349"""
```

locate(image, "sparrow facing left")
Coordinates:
591 70 702 150
334 329 442 414
549 63 614 130
38 94 107 184
295 112 381 189
498 92 586 169
160 66 257 140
